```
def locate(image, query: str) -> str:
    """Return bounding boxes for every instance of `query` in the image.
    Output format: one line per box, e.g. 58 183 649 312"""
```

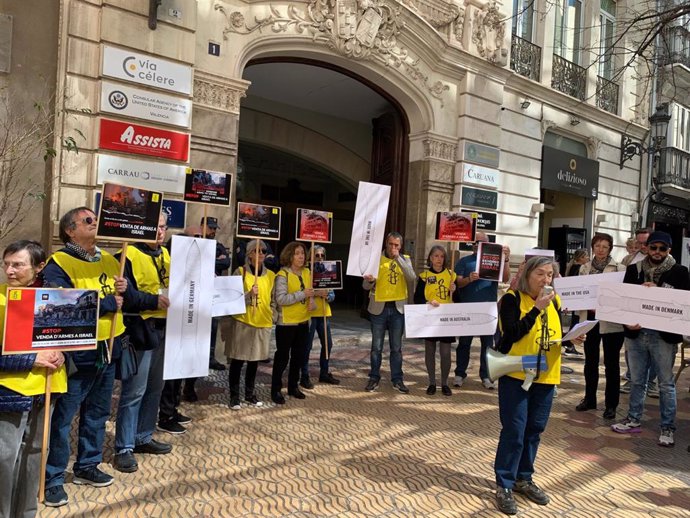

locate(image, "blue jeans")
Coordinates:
45 362 116 488
494 375 554 489
368 305 404 383
455 335 492 380
625 330 677 430
302 317 333 380
115 335 166 452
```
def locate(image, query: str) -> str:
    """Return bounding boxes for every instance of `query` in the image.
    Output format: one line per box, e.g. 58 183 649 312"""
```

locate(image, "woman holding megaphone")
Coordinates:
492 256 584 515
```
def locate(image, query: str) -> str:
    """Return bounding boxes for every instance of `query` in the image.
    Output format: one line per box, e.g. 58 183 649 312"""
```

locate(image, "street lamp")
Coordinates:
619 103 671 169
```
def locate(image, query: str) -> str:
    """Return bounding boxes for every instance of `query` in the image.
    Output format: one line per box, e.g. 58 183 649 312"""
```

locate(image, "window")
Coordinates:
671 103 690 153
554 0 584 65
599 0 616 80
513 0 534 41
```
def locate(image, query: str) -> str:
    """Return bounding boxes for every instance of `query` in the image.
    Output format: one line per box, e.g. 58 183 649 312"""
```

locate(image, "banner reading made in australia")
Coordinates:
2 288 99 354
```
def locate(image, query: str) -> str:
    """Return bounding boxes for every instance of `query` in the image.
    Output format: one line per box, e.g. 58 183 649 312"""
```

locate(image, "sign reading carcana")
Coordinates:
102 46 192 95
99 118 190 162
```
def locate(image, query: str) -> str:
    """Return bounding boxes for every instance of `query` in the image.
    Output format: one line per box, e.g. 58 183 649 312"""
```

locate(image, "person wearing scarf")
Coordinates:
611 231 690 448
574 233 625 419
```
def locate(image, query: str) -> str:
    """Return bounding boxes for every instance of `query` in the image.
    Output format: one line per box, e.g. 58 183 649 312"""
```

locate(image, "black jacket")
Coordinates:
623 261 690 344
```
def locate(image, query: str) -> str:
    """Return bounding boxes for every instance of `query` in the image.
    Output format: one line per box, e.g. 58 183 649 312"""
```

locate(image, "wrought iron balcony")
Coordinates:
596 76 619 115
551 54 586 100
657 147 690 195
660 25 690 68
510 34 541 82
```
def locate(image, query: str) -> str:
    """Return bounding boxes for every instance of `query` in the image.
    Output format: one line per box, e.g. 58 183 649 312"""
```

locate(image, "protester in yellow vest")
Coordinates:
0 240 66 518
300 245 340 388
271 241 319 405
493 256 585 515
413 245 456 396
42 206 131 508
113 212 174 474
362 232 416 394
226 239 276 410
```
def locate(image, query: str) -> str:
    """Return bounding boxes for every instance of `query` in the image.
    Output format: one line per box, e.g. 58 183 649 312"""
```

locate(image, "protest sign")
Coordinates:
184 168 232 206
212 276 246 317
236 202 281 240
96 182 163 243
346 181 390 277
524 249 555 262
312 260 343 290
476 242 505 281
296 208 333 243
553 272 625 311
2 288 99 354
404 302 498 338
435 212 477 242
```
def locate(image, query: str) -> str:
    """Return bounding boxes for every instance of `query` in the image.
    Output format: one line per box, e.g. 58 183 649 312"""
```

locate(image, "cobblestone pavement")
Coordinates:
41 311 690 517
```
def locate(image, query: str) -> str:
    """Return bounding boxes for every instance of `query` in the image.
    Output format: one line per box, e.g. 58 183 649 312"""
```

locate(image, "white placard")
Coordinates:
553 271 625 311
524 249 555 259
212 276 246 317
346 181 391 277
102 45 192 95
682 237 690 270
552 320 599 343
404 302 498 338
100 81 192 128
595 282 690 335
97 153 186 194
462 162 499 189
164 236 216 380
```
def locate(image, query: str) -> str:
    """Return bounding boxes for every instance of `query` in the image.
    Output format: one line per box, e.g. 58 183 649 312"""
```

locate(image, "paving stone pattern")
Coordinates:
42 312 690 517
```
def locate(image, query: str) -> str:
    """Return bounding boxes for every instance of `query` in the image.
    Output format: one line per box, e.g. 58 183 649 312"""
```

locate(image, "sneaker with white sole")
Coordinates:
620 380 631 394
658 428 674 447
453 375 464 388
482 378 495 390
44 485 68 507
611 417 642 434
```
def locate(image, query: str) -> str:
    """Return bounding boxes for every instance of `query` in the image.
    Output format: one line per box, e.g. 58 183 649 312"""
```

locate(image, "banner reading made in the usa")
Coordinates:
99 118 190 162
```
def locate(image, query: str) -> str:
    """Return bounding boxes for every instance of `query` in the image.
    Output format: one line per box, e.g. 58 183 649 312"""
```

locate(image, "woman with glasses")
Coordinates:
0 240 67 518
226 240 276 410
300 245 339 389
574 233 626 419
271 241 318 404
413 245 456 395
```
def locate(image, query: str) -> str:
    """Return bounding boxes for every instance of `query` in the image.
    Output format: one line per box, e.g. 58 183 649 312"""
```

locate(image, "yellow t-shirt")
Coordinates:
0 285 67 396
233 267 276 328
419 269 457 304
125 245 169 320
374 255 409 302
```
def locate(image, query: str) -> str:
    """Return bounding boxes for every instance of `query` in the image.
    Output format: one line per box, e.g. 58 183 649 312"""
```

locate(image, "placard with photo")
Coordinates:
312 260 343 290
296 208 333 243
2 288 99 354
435 212 477 242
475 242 505 282
236 202 281 240
96 182 163 242
183 168 232 206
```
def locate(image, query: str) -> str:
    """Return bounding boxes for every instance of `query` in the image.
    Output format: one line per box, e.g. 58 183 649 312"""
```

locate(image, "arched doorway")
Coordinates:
237 59 411 306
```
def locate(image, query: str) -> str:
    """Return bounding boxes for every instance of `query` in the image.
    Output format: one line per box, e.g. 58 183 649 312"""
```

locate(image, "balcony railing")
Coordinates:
510 34 541 82
660 25 690 68
596 75 619 115
657 147 690 191
551 54 586 100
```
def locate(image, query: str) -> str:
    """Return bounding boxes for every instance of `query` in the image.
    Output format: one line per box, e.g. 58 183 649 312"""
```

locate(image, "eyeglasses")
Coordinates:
250 249 267 254
77 216 97 225
648 244 669 252
315 254 325 258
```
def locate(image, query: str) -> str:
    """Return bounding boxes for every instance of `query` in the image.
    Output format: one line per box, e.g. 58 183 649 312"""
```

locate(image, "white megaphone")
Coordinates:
486 349 548 391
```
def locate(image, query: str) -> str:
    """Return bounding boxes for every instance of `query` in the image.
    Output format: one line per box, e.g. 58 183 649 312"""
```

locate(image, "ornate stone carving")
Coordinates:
471 1 507 65
422 138 456 162
193 77 246 114
215 1 450 104
413 0 465 42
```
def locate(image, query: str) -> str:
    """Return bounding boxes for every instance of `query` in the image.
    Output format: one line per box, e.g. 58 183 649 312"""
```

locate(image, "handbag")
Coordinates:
115 335 139 381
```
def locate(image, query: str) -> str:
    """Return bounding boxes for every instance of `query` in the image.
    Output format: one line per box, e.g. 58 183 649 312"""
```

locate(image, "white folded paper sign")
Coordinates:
212 276 246 317
550 320 598 343
553 271 625 311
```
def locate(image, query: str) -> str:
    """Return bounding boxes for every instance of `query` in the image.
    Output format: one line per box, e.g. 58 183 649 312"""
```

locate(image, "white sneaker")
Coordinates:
453 376 464 388
658 428 674 447
482 378 495 390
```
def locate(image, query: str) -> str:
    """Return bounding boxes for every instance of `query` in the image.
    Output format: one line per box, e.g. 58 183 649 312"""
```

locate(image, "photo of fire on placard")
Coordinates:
96 182 163 242
435 212 477 242
183 168 231 206
2 288 99 354
296 208 332 243
236 202 281 240
312 260 343 290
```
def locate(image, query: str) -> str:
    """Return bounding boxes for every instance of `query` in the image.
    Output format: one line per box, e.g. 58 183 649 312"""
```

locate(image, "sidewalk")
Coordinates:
41 310 690 517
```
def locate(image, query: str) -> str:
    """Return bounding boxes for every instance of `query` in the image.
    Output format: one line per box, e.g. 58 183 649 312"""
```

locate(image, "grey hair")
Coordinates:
244 239 268 266
516 256 555 293
310 245 326 258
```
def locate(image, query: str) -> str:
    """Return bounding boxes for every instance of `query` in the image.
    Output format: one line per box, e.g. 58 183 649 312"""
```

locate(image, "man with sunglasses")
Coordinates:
612 231 690 448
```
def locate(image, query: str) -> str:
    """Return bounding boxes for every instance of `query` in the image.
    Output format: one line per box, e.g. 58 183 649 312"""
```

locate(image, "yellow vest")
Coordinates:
374 255 409 302
51 251 126 341
277 268 312 324
419 269 456 304
125 245 169 320
311 294 332 318
233 266 276 328
0 285 67 395
501 290 562 385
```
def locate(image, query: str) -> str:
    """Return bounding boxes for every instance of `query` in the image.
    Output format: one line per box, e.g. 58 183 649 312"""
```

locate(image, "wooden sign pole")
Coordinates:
107 241 128 363
38 371 52 502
